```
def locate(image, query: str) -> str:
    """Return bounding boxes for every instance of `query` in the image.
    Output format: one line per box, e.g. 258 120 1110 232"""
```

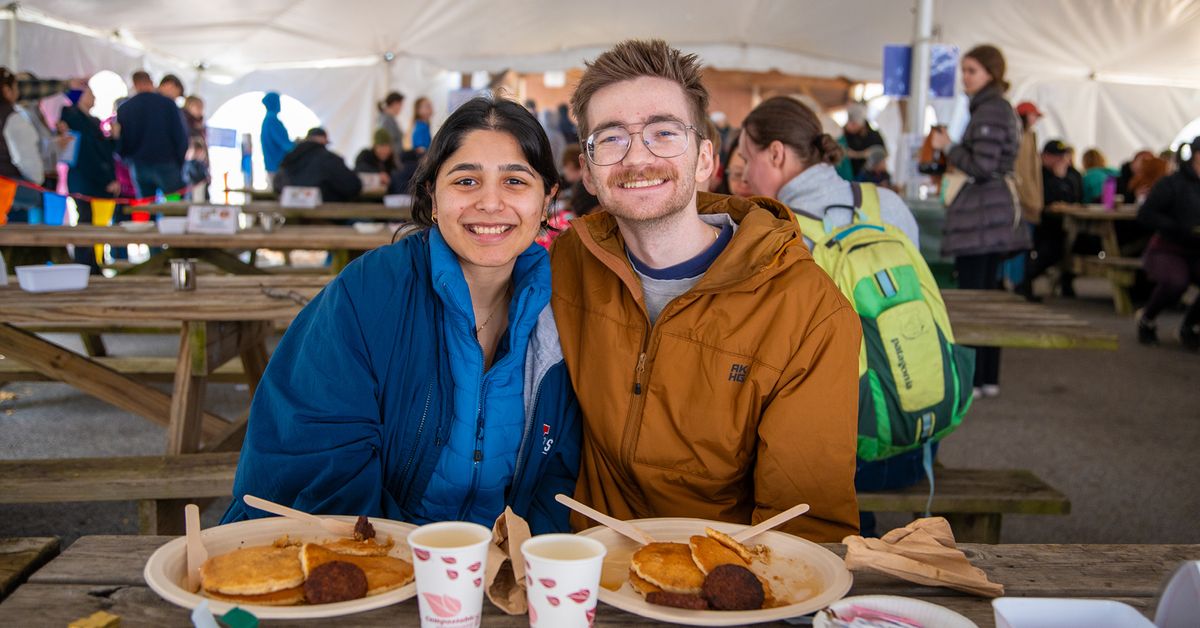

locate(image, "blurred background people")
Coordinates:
840 102 885 180
116 70 187 198
931 44 1029 398
1135 138 1200 351
260 92 294 184
411 96 432 155
378 91 406 158
273 127 361 202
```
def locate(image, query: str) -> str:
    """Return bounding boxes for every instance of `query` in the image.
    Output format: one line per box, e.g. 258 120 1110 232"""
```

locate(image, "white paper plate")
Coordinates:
578 517 852 626
815 595 977 628
144 515 417 619
118 220 155 232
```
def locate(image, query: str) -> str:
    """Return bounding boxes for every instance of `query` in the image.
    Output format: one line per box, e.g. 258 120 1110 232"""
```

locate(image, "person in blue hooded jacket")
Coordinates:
223 97 581 534
260 92 293 178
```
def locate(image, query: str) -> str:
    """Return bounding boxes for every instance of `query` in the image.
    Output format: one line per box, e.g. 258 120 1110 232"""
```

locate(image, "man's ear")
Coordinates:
694 138 715 183
579 152 598 195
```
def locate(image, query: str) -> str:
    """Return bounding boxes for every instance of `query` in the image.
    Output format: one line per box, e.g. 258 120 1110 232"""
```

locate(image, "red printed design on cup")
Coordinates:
539 578 557 589
422 592 462 618
546 595 560 607
567 588 591 604
414 548 431 561
473 577 482 588
468 561 482 572
441 556 457 564
446 569 459 580
586 607 596 626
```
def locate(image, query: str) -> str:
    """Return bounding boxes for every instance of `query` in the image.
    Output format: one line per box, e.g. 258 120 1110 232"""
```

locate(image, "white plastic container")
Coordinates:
15 264 91 292
993 598 1155 628
158 216 189 234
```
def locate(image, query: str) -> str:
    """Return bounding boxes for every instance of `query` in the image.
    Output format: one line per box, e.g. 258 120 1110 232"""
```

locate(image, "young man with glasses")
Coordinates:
550 40 861 542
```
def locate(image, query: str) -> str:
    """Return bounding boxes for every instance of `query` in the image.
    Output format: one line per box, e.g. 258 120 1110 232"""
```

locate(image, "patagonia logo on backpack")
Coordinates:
793 183 976 463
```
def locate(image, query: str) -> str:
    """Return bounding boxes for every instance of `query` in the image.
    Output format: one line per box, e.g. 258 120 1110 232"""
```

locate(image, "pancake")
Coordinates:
630 542 705 595
300 543 414 596
703 527 757 563
320 536 395 557
200 545 304 596
688 535 749 574
627 567 662 596
203 584 306 606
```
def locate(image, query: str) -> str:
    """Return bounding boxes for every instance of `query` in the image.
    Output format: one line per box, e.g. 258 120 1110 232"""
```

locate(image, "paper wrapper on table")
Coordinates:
842 516 1005 598
485 506 532 614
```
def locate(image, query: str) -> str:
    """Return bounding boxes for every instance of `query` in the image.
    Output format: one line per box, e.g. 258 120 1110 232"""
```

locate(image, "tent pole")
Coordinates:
6 2 18 70
908 0 933 135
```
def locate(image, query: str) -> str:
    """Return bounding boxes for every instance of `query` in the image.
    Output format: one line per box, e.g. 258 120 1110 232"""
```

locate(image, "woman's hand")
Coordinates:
929 127 951 151
106 181 121 195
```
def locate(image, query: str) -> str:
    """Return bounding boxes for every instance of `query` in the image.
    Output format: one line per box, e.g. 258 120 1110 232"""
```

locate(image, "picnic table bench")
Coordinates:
942 289 1118 350
3 536 1194 626
0 223 394 275
154 200 412 222
0 538 59 602
1044 203 1143 315
0 448 1063 543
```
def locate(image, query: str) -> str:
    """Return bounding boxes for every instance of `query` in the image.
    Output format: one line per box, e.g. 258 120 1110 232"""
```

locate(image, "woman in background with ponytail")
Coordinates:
737 95 919 247
930 44 1030 399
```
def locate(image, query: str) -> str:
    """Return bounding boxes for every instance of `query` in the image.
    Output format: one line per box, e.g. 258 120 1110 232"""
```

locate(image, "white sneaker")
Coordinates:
981 384 1001 397
973 387 984 400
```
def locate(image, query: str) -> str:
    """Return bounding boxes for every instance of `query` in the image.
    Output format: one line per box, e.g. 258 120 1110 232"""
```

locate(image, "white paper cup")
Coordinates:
408 521 492 628
521 534 606 628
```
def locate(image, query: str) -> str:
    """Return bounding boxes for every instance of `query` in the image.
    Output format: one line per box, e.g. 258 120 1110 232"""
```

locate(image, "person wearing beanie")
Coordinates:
354 127 399 187
260 91 294 177
840 102 886 179
930 44 1030 399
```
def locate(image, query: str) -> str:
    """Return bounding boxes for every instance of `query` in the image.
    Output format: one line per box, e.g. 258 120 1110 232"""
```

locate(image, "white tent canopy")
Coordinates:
5 0 1200 167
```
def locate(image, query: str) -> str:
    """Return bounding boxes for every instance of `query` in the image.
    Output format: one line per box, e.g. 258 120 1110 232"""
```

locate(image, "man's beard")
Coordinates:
592 160 697 225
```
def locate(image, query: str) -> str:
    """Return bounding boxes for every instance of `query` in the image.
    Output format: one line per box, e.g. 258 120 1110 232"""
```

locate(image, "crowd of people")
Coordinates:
3 38 1197 543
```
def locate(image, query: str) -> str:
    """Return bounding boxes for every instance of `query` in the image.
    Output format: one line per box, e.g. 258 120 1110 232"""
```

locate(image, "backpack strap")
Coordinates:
853 182 884 225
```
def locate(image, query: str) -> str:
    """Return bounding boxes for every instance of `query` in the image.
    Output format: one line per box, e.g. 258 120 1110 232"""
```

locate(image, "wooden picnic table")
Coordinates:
1 536 1193 626
1044 203 1142 314
0 224 394 275
153 200 412 222
0 276 328 531
943 289 1118 350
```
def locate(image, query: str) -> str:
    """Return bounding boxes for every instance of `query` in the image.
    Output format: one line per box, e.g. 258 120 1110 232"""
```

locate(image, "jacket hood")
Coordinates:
262 92 282 113
567 192 812 296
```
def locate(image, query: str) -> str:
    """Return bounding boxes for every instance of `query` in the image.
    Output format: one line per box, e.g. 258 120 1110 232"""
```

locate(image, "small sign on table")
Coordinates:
186 206 241 235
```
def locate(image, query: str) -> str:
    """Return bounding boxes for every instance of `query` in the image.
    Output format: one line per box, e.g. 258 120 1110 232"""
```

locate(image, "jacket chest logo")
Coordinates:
541 423 554 454
728 363 749 383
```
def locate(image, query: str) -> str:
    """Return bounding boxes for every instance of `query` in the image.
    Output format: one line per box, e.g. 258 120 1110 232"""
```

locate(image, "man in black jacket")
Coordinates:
1136 138 1200 350
272 128 362 202
1016 140 1081 301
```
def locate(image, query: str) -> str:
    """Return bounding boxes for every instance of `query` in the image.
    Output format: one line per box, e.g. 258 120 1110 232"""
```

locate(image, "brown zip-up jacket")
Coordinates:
550 191 861 542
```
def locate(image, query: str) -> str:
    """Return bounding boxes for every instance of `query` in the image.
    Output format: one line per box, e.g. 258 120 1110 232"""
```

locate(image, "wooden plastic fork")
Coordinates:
184 504 208 593
242 494 357 537
731 503 811 543
555 493 657 545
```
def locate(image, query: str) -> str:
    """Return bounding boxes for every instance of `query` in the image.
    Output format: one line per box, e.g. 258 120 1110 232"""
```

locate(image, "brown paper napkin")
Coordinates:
485 507 532 614
842 516 1005 597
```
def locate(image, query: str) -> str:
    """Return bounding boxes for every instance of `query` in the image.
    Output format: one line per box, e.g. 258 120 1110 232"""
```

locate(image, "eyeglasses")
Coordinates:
260 285 311 306
584 120 702 166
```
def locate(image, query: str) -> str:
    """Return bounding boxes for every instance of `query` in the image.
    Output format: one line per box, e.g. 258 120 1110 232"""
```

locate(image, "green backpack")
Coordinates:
792 183 975 470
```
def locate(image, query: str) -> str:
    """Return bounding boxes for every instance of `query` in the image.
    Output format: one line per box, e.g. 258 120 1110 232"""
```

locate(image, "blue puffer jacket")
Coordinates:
222 230 581 534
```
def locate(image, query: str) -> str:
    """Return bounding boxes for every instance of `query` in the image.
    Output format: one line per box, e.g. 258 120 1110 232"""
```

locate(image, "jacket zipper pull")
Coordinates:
633 352 646 395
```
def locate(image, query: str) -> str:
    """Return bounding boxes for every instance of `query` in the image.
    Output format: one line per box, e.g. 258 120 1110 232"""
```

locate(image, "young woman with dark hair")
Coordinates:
224 97 580 534
930 44 1030 398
